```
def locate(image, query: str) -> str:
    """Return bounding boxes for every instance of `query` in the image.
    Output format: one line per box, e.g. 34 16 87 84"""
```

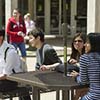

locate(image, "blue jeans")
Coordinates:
11 42 26 57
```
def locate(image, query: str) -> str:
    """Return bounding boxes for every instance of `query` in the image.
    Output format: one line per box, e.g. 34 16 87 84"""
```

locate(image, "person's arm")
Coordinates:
17 20 26 37
68 58 78 64
40 63 60 71
6 19 18 36
0 49 16 80
77 54 89 84
0 74 7 80
40 48 62 71
71 54 89 84
3 49 21 76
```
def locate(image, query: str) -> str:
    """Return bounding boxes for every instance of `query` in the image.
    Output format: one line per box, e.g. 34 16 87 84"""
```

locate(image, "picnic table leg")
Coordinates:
9 96 13 100
62 90 69 100
56 90 60 100
32 87 40 100
70 89 74 100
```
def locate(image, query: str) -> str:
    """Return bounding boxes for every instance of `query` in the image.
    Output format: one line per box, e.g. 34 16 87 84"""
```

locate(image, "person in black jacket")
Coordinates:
28 28 62 71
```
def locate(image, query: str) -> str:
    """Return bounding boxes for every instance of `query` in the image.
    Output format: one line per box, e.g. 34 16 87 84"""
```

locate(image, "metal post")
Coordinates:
62 0 67 76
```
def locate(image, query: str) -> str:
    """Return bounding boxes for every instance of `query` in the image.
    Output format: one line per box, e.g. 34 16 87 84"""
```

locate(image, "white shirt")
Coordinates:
25 20 36 34
0 41 22 76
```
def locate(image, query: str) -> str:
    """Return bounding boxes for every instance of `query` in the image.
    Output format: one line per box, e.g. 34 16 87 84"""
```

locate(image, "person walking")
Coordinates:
6 8 27 62
24 13 36 35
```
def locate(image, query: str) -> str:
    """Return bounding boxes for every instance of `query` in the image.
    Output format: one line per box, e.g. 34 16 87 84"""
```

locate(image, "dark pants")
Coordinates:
19 96 31 100
0 80 31 100
0 80 18 92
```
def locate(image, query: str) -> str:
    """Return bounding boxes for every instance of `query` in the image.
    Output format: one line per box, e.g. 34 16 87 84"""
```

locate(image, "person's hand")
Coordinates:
40 65 50 71
70 70 79 77
69 59 77 64
17 31 25 37
40 65 47 71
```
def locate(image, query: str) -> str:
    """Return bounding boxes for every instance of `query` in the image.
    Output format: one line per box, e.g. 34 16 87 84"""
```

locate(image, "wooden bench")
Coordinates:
0 86 32 100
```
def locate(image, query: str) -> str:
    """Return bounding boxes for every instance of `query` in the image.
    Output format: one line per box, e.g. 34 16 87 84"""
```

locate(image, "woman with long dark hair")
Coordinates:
71 33 100 100
68 33 86 66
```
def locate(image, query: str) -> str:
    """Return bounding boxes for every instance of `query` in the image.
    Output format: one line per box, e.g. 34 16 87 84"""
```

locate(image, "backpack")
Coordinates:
4 47 27 72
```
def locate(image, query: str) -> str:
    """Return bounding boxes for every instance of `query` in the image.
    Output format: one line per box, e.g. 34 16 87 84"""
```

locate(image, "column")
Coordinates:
5 0 18 27
5 0 18 40
28 0 35 20
33 0 36 20
95 0 100 32
11 0 18 11
70 0 77 35
45 0 50 34
0 0 2 29
5 0 12 28
87 0 100 33
87 0 96 33
59 0 62 34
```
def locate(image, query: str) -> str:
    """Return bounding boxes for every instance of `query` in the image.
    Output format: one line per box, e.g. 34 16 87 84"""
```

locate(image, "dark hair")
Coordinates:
71 33 86 60
14 8 21 13
87 33 100 52
0 29 5 39
28 28 44 42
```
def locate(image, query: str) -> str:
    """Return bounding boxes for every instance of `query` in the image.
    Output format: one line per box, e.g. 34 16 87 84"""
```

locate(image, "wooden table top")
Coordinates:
7 71 88 90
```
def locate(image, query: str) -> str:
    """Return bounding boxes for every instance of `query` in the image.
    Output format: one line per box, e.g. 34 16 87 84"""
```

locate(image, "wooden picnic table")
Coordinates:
7 71 88 100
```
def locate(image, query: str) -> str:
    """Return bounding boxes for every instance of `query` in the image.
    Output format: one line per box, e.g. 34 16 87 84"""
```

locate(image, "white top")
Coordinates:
0 41 22 76
25 20 36 34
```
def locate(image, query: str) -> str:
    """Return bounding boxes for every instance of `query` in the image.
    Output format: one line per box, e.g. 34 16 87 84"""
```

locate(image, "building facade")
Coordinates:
0 0 100 35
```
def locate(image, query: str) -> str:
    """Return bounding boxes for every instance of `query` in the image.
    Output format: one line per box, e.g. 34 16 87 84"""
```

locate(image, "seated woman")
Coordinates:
56 32 88 100
68 33 88 100
67 32 86 72
56 33 86 73
71 33 100 100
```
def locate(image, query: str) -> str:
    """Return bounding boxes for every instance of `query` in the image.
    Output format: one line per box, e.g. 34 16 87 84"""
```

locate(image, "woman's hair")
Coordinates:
24 13 31 19
14 8 21 14
28 28 44 42
87 33 100 52
70 33 86 60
